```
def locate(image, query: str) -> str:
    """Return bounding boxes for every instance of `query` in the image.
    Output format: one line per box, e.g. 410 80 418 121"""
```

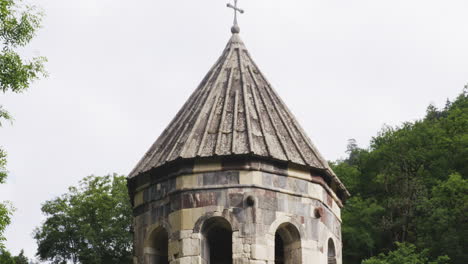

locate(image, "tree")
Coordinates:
0 0 47 248
416 173 468 263
0 149 6 185
0 150 13 248
0 0 47 124
34 175 133 264
0 249 30 264
334 90 467 264
0 249 15 264
0 202 13 249
0 0 46 90
362 243 450 264
12 250 28 264
339 196 384 263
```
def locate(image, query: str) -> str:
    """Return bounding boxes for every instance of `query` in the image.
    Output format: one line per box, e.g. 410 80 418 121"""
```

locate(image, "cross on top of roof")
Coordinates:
226 0 244 33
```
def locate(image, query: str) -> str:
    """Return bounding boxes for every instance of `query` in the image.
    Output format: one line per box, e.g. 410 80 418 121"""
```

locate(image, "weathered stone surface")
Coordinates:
180 238 200 257
131 172 344 263
128 33 349 201
229 193 244 208
129 31 346 264
202 171 239 186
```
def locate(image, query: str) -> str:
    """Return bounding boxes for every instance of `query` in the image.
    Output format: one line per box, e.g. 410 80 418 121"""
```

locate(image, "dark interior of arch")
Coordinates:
275 223 302 264
275 232 285 264
202 217 232 264
328 238 336 264
149 227 169 264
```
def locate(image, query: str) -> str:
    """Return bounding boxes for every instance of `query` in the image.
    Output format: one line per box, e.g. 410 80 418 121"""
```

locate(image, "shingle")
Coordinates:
129 33 349 197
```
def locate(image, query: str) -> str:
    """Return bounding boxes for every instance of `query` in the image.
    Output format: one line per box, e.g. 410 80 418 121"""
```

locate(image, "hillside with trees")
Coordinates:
332 89 467 264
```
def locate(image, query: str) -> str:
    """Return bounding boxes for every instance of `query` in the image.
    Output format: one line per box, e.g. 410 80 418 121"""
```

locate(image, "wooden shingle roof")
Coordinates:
129 33 348 197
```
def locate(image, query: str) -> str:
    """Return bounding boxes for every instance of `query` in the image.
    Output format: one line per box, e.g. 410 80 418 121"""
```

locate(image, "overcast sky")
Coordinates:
1 0 467 260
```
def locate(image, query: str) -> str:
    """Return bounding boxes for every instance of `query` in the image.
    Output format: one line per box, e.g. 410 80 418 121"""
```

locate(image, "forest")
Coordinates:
333 90 467 264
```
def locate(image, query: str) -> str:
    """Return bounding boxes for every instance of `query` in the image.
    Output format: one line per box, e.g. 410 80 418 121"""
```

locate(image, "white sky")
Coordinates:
1 0 467 260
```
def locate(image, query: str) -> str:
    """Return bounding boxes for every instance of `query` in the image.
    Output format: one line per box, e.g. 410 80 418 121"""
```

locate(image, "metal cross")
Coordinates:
227 0 244 27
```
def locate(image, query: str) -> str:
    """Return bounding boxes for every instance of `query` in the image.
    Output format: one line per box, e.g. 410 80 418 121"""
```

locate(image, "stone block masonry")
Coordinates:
130 159 343 264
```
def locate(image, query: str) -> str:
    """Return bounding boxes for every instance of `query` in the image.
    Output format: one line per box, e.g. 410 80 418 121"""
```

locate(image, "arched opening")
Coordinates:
145 227 169 264
328 238 336 264
201 217 233 264
275 223 302 264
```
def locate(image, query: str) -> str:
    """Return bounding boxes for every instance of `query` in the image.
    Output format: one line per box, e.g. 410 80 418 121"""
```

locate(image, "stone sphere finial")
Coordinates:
231 25 240 34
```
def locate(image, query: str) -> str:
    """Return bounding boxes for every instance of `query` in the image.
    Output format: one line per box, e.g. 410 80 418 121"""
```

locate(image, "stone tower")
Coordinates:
128 25 350 264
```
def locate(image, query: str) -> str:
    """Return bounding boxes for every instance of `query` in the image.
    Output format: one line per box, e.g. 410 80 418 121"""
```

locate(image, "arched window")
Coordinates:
328 238 336 264
145 227 169 264
202 217 233 264
275 223 302 264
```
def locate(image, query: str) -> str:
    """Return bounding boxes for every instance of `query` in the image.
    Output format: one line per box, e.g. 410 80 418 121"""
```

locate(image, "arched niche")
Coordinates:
144 227 169 264
327 238 336 264
201 217 233 264
275 223 302 264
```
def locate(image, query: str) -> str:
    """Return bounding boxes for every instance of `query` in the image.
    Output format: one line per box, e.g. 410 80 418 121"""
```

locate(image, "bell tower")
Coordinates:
128 4 349 264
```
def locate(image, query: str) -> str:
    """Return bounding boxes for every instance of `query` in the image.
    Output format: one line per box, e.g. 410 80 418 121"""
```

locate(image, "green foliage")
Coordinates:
0 249 30 264
0 50 46 94
12 250 28 264
340 197 384 263
0 0 47 92
15 250 29 264
334 90 468 264
0 106 12 127
0 117 9 250
0 148 6 183
416 174 468 263
0 0 41 46
0 201 13 250
0 0 47 248
34 175 133 264
0 0 47 103
0 249 15 264
362 243 450 264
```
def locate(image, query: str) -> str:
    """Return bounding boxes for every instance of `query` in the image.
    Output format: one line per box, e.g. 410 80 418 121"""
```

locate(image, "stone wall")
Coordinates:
131 160 343 264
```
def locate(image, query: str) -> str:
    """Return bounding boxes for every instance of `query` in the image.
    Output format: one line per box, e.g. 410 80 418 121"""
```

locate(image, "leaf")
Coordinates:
34 174 133 264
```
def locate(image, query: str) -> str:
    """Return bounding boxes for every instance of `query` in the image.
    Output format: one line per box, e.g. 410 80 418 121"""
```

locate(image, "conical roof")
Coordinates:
129 33 348 197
